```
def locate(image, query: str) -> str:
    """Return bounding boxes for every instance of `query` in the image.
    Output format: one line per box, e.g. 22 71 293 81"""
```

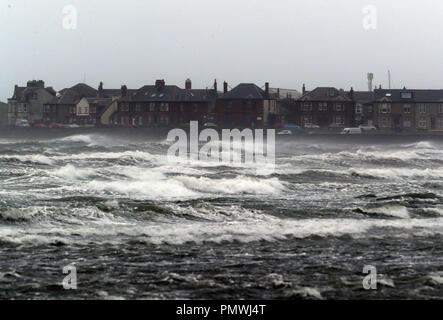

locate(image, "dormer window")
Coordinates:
401 92 412 99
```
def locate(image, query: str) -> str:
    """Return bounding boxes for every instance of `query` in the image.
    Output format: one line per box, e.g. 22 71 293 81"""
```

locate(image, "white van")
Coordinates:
341 127 362 135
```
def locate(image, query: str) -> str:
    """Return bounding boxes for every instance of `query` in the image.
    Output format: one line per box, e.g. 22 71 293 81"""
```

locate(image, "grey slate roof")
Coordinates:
298 87 352 102
374 89 443 102
68 83 98 98
353 91 374 103
57 89 82 105
121 85 216 102
218 83 266 100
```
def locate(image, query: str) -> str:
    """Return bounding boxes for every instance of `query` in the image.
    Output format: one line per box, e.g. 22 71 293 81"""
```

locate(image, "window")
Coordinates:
419 104 426 114
91 106 97 114
367 105 373 113
334 104 344 112
403 118 411 128
135 104 141 112
302 102 312 111
401 92 412 99
439 104 443 114
69 106 76 114
159 114 169 125
180 104 184 112
121 103 129 112
403 104 411 114
160 103 169 112
193 104 198 112
439 118 443 128
379 103 391 114
319 102 328 111
149 103 156 112
379 117 390 128
335 115 344 125
302 115 312 125
226 102 232 111
44 105 51 113
419 116 427 128
18 105 23 113
355 105 362 114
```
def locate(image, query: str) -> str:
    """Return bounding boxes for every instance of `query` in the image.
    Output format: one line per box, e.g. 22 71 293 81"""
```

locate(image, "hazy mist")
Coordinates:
1 0 443 101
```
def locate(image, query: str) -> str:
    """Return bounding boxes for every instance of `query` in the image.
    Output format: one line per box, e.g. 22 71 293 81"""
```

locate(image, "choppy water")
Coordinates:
1 132 443 299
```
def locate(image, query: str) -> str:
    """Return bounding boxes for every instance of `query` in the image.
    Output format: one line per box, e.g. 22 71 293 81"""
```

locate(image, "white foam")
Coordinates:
59 135 93 144
0 154 54 165
54 164 95 180
364 205 410 219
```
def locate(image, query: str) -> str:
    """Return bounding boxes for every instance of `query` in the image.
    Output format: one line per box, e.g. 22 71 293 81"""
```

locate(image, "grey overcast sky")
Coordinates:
1 0 443 101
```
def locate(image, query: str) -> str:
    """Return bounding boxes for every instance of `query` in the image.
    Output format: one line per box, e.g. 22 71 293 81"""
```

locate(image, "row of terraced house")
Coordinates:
5 79 443 131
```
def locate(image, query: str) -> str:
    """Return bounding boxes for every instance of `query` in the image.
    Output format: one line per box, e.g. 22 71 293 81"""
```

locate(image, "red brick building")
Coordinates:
216 82 279 128
114 79 218 127
290 85 356 128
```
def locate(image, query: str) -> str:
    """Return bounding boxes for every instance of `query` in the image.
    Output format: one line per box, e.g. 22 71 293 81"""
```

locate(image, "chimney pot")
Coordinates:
185 78 192 90
223 81 228 94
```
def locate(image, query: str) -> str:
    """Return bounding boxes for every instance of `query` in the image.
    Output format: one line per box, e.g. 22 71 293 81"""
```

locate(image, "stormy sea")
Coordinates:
1 131 442 300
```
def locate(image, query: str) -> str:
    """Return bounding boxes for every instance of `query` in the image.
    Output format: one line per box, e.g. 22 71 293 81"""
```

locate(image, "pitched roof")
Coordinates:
269 88 301 100
219 83 266 100
99 89 122 98
57 89 81 105
298 87 352 102
353 91 374 103
69 83 98 98
374 89 443 102
9 84 56 102
121 85 216 102
85 97 114 107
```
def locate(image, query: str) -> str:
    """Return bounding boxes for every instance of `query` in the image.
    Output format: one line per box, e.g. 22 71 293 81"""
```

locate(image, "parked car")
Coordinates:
329 123 345 130
304 123 320 129
283 124 302 130
67 124 80 128
49 123 67 129
33 123 47 128
359 125 377 131
277 129 292 135
15 119 30 128
341 127 362 135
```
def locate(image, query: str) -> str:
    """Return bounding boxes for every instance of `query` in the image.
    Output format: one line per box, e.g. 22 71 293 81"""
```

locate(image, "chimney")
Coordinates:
214 79 217 92
185 78 192 90
155 79 166 92
98 82 103 92
265 82 269 98
223 81 228 94
379 85 382 89
27 80 45 88
121 85 128 97
350 87 354 100
302 83 306 95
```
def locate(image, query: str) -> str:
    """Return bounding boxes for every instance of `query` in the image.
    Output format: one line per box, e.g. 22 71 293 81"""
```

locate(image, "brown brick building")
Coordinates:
113 79 218 127
290 86 356 128
216 82 280 128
